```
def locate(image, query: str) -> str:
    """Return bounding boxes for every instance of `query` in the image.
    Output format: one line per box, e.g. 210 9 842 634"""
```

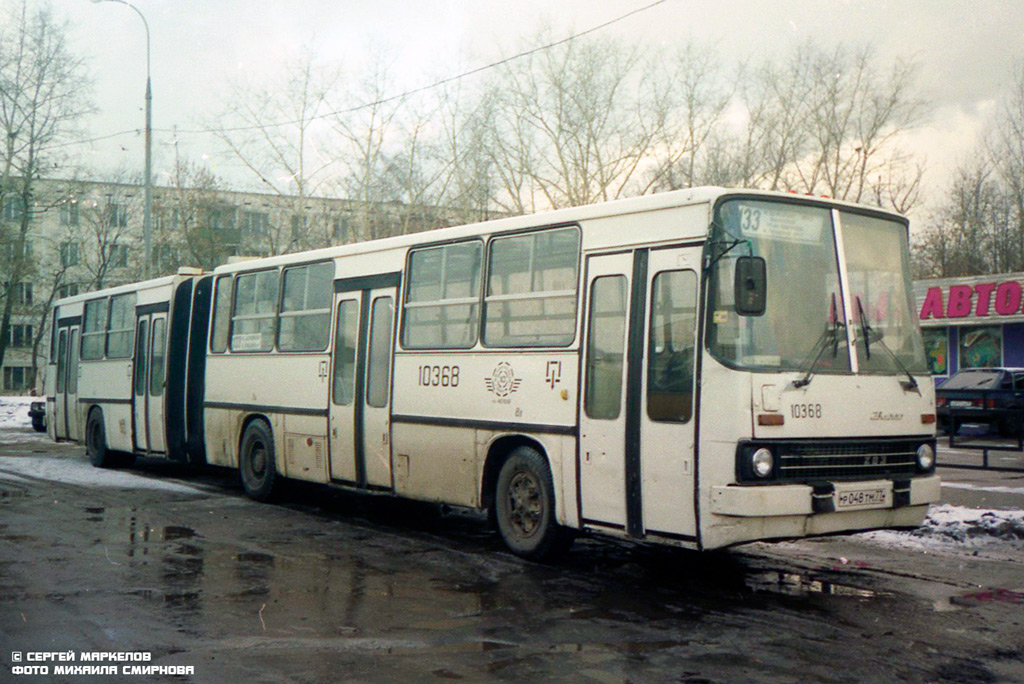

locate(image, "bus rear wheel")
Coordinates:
86 410 116 468
494 446 574 561
240 420 280 502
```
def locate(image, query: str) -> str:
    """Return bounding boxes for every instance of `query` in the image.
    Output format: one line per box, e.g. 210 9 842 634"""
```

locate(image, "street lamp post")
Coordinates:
92 0 152 279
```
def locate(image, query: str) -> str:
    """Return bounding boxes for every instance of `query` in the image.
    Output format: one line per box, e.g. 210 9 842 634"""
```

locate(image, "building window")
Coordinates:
6 282 33 307
60 241 80 267
483 227 580 347
61 200 80 226
58 283 81 299
3 366 31 391
3 239 32 261
922 328 948 375
9 324 33 348
2 196 26 221
959 325 1002 369
239 210 269 241
331 216 349 243
110 244 129 268
106 201 128 228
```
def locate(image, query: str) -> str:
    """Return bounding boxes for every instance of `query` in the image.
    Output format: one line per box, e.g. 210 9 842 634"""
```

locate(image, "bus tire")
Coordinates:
494 446 574 561
86 409 117 468
240 420 280 502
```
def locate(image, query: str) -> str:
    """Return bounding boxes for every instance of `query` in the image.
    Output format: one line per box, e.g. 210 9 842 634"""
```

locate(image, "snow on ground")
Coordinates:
0 395 35 430
942 481 1024 496
860 504 1024 550
0 456 206 495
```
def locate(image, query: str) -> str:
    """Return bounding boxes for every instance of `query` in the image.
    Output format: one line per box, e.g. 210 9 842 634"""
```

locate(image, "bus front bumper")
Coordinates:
710 474 941 518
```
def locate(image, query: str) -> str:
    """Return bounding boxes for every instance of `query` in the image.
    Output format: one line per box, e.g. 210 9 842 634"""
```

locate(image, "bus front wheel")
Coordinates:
494 446 574 561
240 420 280 502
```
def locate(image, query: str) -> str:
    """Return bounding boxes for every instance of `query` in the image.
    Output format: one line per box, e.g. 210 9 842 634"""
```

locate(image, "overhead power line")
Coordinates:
63 0 668 147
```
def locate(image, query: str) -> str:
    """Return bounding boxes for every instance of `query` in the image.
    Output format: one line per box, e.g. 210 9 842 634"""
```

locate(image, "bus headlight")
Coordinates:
751 448 774 478
916 443 935 471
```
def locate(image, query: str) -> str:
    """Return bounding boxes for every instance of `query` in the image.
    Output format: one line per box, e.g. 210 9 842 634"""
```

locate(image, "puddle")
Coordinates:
745 570 887 598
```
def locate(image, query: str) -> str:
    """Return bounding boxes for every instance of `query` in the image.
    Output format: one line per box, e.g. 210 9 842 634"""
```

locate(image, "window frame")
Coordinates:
105 293 136 359
401 239 484 350
80 298 108 361
277 260 334 353
209 275 234 354
646 268 698 424
229 267 281 354
481 224 582 349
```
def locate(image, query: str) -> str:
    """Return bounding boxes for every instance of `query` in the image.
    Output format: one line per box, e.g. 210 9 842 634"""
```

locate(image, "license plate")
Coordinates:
836 487 890 509
950 400 972 408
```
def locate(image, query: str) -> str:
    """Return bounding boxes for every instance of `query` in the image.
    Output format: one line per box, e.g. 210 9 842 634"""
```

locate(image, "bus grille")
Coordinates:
774 440 921 482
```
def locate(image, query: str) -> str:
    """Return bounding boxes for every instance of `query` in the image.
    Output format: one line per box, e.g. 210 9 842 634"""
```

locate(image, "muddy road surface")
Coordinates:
2 430 1023 683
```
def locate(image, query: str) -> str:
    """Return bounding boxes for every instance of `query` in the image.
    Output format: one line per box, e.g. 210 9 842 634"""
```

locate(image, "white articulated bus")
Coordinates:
47 270 211 467
46 188 940 559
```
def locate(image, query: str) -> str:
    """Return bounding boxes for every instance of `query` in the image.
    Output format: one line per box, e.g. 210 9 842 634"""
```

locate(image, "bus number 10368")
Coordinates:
417 365 460 388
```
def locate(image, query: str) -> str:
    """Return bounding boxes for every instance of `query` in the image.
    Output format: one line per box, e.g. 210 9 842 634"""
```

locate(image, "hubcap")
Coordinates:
507 470 542 537
250 442 267 480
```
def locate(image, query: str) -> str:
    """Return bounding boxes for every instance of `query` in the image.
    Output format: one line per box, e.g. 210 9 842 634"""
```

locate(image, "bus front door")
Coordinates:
580 246 700 541
329 284 396 490
132 313 168 454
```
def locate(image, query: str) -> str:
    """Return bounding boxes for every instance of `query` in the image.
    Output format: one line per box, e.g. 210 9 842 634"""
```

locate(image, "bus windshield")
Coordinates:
708 198 927 375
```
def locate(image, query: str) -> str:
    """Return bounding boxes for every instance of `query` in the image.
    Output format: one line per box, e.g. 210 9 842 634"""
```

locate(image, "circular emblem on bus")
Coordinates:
485 362 521 397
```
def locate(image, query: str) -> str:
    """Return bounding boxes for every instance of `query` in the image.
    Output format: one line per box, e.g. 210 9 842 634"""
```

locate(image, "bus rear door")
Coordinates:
133 312 168 453
329 278 397 490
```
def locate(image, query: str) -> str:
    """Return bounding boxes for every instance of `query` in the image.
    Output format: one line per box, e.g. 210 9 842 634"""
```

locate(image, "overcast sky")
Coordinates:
38 0 1024 221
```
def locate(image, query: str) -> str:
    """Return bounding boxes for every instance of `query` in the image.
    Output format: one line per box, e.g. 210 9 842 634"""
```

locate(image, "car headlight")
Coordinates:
751 448 774 478
916 443 935 471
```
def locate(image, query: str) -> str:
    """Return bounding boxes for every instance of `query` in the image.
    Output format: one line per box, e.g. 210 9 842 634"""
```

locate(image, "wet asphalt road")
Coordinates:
1 431 1023 684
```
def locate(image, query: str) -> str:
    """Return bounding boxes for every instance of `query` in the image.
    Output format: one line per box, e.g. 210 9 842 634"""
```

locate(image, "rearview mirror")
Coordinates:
734 256 767 316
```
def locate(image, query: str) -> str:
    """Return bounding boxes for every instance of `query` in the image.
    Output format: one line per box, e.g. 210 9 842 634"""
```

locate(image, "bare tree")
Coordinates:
482 34 669 211
0 0 93 373
913 62 1024 278
156 153 240 270
212 47 339 200
795 45 926 207
328 50 407 240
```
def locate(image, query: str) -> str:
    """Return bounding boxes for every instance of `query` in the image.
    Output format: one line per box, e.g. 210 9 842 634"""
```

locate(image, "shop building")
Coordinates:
913 272 1024 383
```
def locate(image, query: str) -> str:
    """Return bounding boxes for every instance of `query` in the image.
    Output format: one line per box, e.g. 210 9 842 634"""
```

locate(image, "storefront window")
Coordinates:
922 328 948 375
959 325 1002 369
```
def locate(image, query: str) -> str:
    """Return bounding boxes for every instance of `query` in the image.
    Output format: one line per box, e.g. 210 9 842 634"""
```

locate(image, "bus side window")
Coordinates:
483 227 580 347
332 299 358 406
81 299 107 360
150 318 167 396
106 293 136 358
366 297 393 408
647 270 697 423
584 276 627 420
210 275 233 353
279 262 333 352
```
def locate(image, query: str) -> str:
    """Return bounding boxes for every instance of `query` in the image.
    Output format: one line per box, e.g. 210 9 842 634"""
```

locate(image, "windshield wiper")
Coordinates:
794 293 844 388
855 296 920 394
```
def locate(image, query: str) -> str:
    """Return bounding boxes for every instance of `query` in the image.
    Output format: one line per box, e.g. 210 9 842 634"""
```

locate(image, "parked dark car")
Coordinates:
28 401 46 433
936 368 1024 437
